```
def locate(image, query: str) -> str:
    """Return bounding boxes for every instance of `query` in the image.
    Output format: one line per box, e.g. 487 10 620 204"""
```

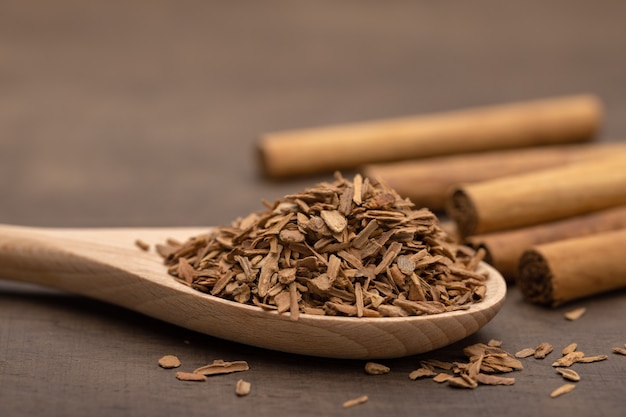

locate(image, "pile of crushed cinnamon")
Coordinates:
157 173 487 319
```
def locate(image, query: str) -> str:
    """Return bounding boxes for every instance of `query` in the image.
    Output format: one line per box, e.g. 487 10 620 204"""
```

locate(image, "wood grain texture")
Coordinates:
0 225 506 359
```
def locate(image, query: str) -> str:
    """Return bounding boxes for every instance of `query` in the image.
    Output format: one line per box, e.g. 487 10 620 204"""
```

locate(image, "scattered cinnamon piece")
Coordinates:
561 343 578 355
487 339 503 347
433 373 453 383
534 342 554 359
235 379 251 396
550 383 576 398
552 352 584 367
158 355 181 369
612 345 626 356
193 360 250 376
364 362 390 375
475 373 515 386
409 367 437 380
176 371 206 382
575 354 608 364
515 348 536 358
556 368 580 382
564 307 586 321
342 395 368 408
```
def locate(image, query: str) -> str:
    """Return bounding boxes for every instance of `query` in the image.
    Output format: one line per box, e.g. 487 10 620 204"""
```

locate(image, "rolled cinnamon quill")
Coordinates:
447 152 626 237
517 228 626 306
363 142 626 211
258 94 601 178
466 206 626 282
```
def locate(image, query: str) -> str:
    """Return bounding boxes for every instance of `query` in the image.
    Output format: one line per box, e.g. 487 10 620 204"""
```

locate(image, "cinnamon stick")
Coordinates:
363 142 626 211
517 228 626 306
258 95 602 179
447 152 626 237
466 206 626 282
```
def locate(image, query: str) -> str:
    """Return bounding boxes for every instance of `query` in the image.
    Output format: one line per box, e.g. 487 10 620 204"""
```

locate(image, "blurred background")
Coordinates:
2 0 626 228
3 2 626 416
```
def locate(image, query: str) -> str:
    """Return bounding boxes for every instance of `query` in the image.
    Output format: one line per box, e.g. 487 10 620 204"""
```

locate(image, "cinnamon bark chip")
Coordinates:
235 379 251 396
158 355 181 369
193 360 250 376
364 362 390 375
433 373 453 383
564 307 586 321
552 352 585 367
562 343 578 356
176 372 206 382
556 368 580 382
421 359 455 371
409 367 437 380
342 395 368 408
550 383 576 398
575 354 608 364
159 173 488 319
448 375 478 389
534 342 554 359
612 345 626 356
475 373 515 386
487 339 503 348
515 348 536 359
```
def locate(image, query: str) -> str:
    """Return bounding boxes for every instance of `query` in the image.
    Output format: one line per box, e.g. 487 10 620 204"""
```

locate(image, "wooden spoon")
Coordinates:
0 224 506 359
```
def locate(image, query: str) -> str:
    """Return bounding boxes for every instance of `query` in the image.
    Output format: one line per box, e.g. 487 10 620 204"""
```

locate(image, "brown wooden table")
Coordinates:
1 1 625 416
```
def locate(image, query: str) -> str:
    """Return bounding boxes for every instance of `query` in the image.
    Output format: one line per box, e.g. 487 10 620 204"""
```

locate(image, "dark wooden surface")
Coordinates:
1 1 625 416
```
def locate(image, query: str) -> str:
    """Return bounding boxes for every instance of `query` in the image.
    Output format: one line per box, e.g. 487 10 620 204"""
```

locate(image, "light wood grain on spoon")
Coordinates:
0 224 506 359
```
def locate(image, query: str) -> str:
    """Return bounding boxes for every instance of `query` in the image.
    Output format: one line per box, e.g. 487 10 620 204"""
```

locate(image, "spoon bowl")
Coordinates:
0 224 506 359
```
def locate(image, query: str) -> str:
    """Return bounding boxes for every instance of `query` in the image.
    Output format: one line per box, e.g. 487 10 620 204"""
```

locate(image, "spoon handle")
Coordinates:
0 225 81 285
0 224 205 297
0 225 227 332
0 225 251 349
0 224 135 295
